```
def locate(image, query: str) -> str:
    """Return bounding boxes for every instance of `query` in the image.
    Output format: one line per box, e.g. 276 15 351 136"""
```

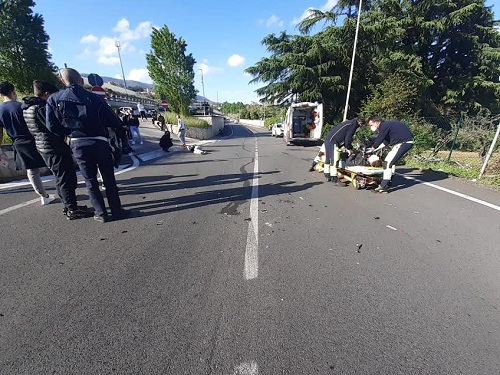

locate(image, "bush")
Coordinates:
165 113 210 128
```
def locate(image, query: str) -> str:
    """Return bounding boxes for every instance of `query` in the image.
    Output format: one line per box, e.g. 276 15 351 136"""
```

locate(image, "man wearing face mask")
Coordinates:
367 116 414 193
323 117 366 186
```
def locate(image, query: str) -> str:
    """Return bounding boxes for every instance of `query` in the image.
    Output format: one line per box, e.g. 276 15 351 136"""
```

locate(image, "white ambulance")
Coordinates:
283 101 324 145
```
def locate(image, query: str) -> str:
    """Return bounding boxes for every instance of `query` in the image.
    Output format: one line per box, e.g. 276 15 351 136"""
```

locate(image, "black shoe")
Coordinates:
308 166 315 172
63 205 88 215
94 214 109 223
332 181 347 187
373 186 389 193
325 176 332 182
66 208 93 220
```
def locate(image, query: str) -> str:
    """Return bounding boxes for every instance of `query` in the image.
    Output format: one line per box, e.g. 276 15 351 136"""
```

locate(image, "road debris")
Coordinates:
386 225 397 231
356 244 363 253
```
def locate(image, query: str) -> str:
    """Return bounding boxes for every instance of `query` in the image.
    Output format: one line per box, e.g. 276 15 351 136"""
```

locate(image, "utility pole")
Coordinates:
343 0 363 121
199 68 206 115
115 40 128 94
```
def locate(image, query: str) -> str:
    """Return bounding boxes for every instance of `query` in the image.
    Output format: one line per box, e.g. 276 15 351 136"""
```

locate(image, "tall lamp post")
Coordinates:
343 0 363 121
115 40 128 94
199 68 206 115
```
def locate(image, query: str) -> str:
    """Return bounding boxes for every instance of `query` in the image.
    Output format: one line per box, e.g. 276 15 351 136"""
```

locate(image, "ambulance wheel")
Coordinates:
352 178 360 190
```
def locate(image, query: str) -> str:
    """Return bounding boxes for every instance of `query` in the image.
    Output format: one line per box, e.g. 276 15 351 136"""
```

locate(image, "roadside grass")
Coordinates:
165 113 210 128
406 150 500 189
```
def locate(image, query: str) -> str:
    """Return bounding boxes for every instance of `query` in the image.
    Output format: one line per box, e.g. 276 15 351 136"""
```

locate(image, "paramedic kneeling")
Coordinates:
368 116 414 193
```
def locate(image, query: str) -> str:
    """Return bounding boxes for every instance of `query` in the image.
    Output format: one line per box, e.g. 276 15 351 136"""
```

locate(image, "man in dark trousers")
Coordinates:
46 68 131 222
22 80 90 220
0 81 56 205
368 116 414 193
323 117 366 186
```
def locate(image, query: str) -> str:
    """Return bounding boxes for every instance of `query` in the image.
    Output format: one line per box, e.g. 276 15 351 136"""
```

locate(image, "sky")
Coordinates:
33 0 500 104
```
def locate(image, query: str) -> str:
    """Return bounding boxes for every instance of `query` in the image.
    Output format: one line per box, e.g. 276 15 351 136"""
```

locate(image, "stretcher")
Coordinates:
337 165 384 189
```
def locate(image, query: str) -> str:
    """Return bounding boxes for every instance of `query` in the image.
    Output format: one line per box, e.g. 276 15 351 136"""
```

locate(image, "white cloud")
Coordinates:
78 18 153 67
243 71 252 77
128 68 152 83
293 0 338 25
80 34 98 44
198 60 223 75
97 56 119 65
227 54 245 67
113 18 153 41
266 15 284 28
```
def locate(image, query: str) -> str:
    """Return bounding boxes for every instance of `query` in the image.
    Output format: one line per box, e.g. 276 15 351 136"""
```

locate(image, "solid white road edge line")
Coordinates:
244 139 259 280
0 154 140 216
398 173 500 212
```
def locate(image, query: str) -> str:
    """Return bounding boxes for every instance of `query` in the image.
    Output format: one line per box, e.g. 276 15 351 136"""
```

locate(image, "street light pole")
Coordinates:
115 40 128 94
199 68 206 114
343 0 363 121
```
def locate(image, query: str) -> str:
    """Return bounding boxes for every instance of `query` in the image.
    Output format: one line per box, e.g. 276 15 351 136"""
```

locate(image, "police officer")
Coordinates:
323 117 365 186
367 116 414 193
46 68 130 222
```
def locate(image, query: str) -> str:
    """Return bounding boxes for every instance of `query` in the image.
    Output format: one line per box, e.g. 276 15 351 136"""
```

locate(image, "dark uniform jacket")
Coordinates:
46 84 121 138
325 118 359 150
373 120 413 148
21 96 69 154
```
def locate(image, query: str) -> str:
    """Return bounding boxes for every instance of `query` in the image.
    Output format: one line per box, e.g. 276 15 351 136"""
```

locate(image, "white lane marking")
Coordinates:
244 140 259 280
0 197 41 215
399 173 500 212
233 361 259 375
0 154 140 216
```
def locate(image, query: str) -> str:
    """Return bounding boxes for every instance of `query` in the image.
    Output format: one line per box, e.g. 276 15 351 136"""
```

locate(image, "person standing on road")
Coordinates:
21 80 90 220
367 116 414 193
177 114 187 150
0 81 56 205
137 102 147 120
46 68 130 222
323 117 366 186
128 110 143 145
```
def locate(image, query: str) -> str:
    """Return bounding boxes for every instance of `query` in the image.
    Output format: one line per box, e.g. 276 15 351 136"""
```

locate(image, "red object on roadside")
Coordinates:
91 86 106 97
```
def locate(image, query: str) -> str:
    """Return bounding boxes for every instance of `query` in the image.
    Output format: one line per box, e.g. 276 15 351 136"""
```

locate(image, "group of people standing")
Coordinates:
316 115 414 193
0 68 131 222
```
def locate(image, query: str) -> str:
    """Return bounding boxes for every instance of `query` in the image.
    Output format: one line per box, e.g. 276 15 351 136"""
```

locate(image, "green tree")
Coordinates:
0 0 57 93
146 26 197 115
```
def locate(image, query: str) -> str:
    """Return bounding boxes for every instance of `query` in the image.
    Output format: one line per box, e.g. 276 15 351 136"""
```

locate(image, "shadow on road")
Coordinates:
116 171 320 217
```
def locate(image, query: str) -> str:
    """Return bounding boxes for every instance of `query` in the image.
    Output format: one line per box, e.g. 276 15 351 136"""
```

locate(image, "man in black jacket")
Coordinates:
323 117 365 186
368 116 414 193
46 68 130 222
22 80 90 219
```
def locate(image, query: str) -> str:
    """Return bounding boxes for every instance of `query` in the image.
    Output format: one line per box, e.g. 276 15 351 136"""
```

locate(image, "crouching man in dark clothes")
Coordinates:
323 117 366 186
159 130 173 152
368 116 414 193
46 68 131 222
22 80 90 220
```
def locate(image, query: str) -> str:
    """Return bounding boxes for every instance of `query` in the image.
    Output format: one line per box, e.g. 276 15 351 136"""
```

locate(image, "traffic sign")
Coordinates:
161 100 168 108
91 86 106 97
88 73 104 87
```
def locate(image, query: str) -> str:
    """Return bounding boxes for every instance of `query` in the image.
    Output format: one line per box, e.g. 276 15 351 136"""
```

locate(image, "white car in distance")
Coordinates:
271 122 284 137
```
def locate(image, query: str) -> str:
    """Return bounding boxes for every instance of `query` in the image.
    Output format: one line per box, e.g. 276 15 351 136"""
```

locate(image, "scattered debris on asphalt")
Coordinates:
356 244 363 253
386 225 397 231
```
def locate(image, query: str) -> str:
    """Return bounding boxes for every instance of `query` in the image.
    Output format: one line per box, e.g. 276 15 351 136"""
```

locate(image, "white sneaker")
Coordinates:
130 141 136 145
41 194 56 205
140 141 143 145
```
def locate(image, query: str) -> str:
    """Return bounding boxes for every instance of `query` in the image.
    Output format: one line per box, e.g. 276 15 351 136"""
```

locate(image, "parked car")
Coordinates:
271 122 284 137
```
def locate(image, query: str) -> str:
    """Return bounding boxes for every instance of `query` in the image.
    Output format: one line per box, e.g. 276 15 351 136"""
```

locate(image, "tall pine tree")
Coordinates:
0 0 57 93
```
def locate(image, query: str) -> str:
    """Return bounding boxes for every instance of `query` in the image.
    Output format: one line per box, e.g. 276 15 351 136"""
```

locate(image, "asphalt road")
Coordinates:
1 121 499 374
